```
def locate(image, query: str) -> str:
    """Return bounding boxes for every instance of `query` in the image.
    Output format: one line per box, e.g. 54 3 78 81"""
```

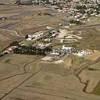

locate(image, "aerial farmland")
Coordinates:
0 0 100 100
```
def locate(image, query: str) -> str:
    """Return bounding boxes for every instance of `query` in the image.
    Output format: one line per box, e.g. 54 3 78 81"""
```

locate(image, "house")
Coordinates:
73 50 92 57
0 16 7 21
62 45 73 53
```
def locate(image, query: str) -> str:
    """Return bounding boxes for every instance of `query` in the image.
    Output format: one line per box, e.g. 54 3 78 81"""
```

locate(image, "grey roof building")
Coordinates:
16 0 33 4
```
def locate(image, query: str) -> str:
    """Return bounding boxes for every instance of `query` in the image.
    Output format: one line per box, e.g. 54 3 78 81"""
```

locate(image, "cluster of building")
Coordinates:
15 0 100 25
41 45 93 62
16 0 68 5
1 28 58 56
52 0 100 25
0 25 94 61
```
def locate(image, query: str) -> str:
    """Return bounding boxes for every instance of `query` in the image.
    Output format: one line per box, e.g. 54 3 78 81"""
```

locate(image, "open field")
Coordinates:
71 24 100 50
0 54 42 80
0 53 100 100
0 54 43 99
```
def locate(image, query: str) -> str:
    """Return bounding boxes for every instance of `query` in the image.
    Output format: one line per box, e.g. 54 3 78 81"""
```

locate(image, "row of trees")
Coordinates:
13 46 52 55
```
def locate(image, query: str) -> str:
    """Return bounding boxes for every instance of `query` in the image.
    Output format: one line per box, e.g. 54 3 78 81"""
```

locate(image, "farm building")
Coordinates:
16 0 33 5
